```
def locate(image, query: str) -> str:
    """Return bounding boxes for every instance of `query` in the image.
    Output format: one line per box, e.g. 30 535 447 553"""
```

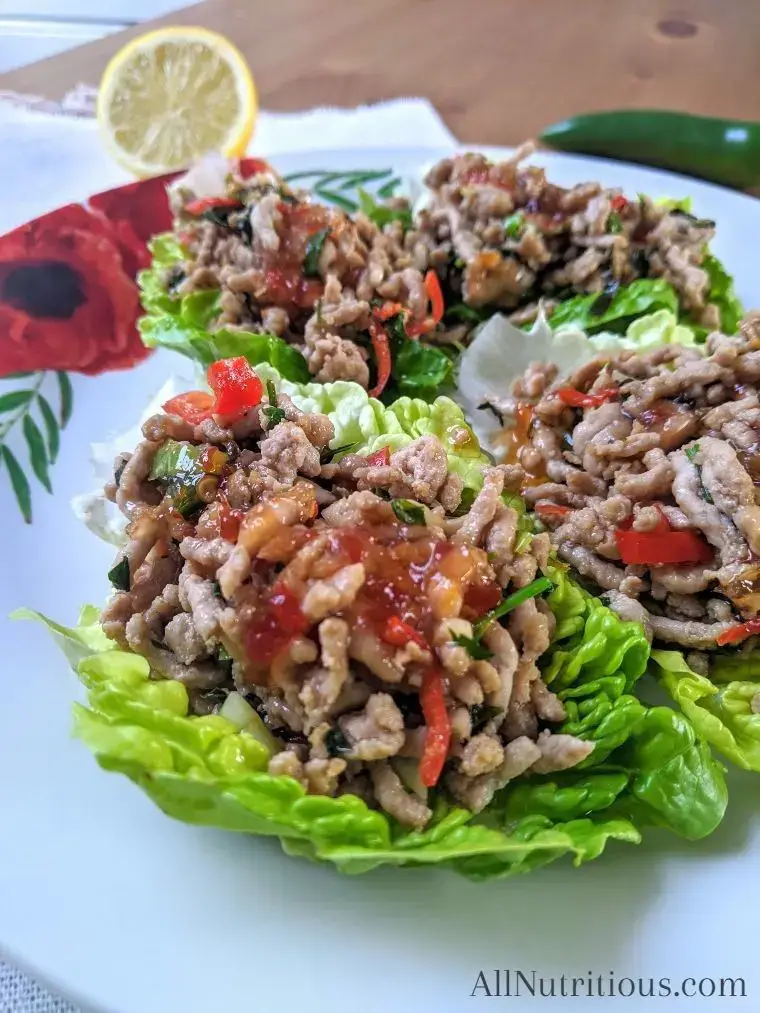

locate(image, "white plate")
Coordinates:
2 147 759 1013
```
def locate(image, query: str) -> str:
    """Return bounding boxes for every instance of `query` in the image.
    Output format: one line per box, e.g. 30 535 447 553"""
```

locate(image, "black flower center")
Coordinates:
1 261 86 320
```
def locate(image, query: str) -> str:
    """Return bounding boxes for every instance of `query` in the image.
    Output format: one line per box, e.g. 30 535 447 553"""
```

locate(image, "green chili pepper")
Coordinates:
540 110 760 190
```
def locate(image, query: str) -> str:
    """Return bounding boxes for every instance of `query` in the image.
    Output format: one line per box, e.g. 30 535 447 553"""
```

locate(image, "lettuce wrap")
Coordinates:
15 564 727 878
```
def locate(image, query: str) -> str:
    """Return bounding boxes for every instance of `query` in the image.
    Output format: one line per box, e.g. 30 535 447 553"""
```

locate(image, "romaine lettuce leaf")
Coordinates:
14 607 638 879
589 308 697 354
547 279 679 335
651 649 760 771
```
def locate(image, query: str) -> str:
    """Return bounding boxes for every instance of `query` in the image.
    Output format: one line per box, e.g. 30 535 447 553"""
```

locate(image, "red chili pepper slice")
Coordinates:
556 386 619 408
363 446 391 467
716 618 760 647
206 357 264 421
535 502 571 519
382 616 429 651
610 194 629 213
162 391 214 424
419 669 452 788
218 496 245 542
368 319 392 398
406 270 445 337
375 301 407 322
615 527 713 565
238 157 273 177
185 196 242 216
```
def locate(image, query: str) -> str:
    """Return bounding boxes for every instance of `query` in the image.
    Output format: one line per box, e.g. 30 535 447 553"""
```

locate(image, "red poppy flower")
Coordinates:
89 170 179 273
0 203 153 377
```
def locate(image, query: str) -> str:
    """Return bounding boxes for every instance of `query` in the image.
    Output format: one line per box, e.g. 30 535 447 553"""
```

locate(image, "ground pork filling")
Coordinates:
101 401 592 829
487 313 760 664
161 146 724 389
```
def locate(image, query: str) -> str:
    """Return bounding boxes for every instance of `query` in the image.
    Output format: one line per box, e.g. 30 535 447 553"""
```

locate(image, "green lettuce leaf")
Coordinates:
547 279 679 335
651 649 760 771
699 252 743 336
14 607 638 879
502 771 631 823
616 706 727 840
138 233 310 383
589 309 697 354
255 363 490 490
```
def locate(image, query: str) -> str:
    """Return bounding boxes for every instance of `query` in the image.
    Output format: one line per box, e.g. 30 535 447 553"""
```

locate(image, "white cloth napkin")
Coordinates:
0 96 457 234
0 92 456 1013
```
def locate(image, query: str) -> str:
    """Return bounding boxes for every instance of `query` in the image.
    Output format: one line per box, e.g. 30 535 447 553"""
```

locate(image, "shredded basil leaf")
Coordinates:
262 379 286 426
470 704 504 733
503 212 524 239
473 576 553 639
303 228 330 277
452 632 494 661
445 303 489 324
217 644 232 662
357 188 412 230
450 486 477 518
589 281 621 317
107 557 131 592
325 727 352 757
320 441 361 464
391 499 426 525
685 443 700 461
607 212 623 234
478 400 505 425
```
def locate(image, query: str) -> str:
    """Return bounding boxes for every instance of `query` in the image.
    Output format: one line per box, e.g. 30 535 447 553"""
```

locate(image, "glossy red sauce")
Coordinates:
243 523 500 670
260 201 328 309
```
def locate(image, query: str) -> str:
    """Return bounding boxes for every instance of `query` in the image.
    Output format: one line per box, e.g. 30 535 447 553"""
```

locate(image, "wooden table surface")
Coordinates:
1 0 759 144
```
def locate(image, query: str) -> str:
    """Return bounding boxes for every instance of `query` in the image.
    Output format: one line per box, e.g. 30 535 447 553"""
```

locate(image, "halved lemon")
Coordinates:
97 26 257 178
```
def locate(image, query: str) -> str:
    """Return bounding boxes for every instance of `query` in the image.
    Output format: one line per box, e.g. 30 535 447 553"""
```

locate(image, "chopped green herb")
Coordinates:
107 557 131 592
470 704 504 734
478 400 505 425
607 211 623 234
113 459 127 487
303 227 330 277
445 302 489 324
324 726 352 757
217 644 232 662
473 576 553 639
452 632 494 661
357 188 412 230
320 441 361 464
684 444 714 502
450 486 477 517
685 443 700 461
391 499 426 525
212 581 224 599
503 212 524 239
589 281 620 317
262 379 286 426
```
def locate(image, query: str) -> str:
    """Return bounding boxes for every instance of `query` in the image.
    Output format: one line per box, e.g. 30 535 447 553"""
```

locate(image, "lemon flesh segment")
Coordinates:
98 29 256 177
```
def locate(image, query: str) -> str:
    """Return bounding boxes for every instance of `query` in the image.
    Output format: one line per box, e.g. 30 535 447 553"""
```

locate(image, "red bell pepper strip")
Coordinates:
368 319 392 397
382 615 429 651
363 446 391 467
162 390 214 424
185 196 242 216
610 194 629 212
556 386 619 408
716 618 760 647
615 527 713 565
206 357 264 421
419 669 451 788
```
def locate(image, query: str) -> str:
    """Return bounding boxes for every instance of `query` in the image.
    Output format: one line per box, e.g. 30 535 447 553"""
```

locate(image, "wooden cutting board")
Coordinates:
1 0 758 144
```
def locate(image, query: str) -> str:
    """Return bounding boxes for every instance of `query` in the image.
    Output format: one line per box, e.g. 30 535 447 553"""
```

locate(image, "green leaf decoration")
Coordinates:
56 371 74 427
1 445 32 523
0 390 33 413
22 414 52 493
36 394 61 463
0 370 74 521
